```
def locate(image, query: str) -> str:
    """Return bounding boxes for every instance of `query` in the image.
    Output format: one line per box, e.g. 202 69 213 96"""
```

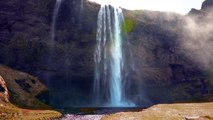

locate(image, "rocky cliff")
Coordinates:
124 0 213 104
0 0 99 107
0 0 213 107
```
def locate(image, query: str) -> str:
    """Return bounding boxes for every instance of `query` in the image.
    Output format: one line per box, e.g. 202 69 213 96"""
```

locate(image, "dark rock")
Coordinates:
0 85 4 92
0 0 99 107
188 0 213 16
15 79 32 93
201 0 213 11
31 79 36 84
188 8 204 16
36 90 50 105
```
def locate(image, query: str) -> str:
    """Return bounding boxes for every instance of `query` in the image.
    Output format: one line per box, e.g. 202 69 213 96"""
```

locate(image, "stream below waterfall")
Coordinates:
56 108 142 120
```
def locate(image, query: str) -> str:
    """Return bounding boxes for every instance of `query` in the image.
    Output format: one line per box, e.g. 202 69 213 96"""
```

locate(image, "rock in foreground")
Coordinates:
0 104 62 120
103 102 213 120
0 64 50 109
0 75 62 120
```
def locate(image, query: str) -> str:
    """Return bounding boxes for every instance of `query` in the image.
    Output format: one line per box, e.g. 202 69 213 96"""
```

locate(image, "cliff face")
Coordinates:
0 0 213 107
0 0 99 107
0 0 97 74
122 9 213 104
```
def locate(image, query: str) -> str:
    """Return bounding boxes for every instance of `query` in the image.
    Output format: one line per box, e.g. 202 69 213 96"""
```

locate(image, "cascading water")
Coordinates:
94 4 135 107
80 0 84 11
50 0 62 45
48 0 62 82
47 0 62 105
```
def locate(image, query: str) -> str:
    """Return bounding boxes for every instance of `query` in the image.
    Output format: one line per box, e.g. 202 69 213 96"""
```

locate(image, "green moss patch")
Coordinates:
122 18 136 33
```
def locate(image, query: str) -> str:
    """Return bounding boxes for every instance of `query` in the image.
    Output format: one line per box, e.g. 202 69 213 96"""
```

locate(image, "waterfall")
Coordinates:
50 0 62 46
48 0 62 71
110 8 123 106
47 0 62 106
80 0 84 11
94 5 135 107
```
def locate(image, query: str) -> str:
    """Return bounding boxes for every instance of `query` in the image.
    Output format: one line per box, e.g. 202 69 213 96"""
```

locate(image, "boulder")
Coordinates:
0 64 50 109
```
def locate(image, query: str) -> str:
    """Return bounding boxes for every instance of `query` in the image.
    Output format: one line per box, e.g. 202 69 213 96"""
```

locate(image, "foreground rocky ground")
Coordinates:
0 103 62 120
102 102 213 120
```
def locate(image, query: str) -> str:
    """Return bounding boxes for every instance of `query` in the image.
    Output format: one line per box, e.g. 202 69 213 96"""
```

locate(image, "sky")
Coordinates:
88 0 204 14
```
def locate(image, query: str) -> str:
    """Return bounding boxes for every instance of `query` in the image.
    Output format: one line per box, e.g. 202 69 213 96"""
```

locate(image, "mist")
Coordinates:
180 12 213 69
